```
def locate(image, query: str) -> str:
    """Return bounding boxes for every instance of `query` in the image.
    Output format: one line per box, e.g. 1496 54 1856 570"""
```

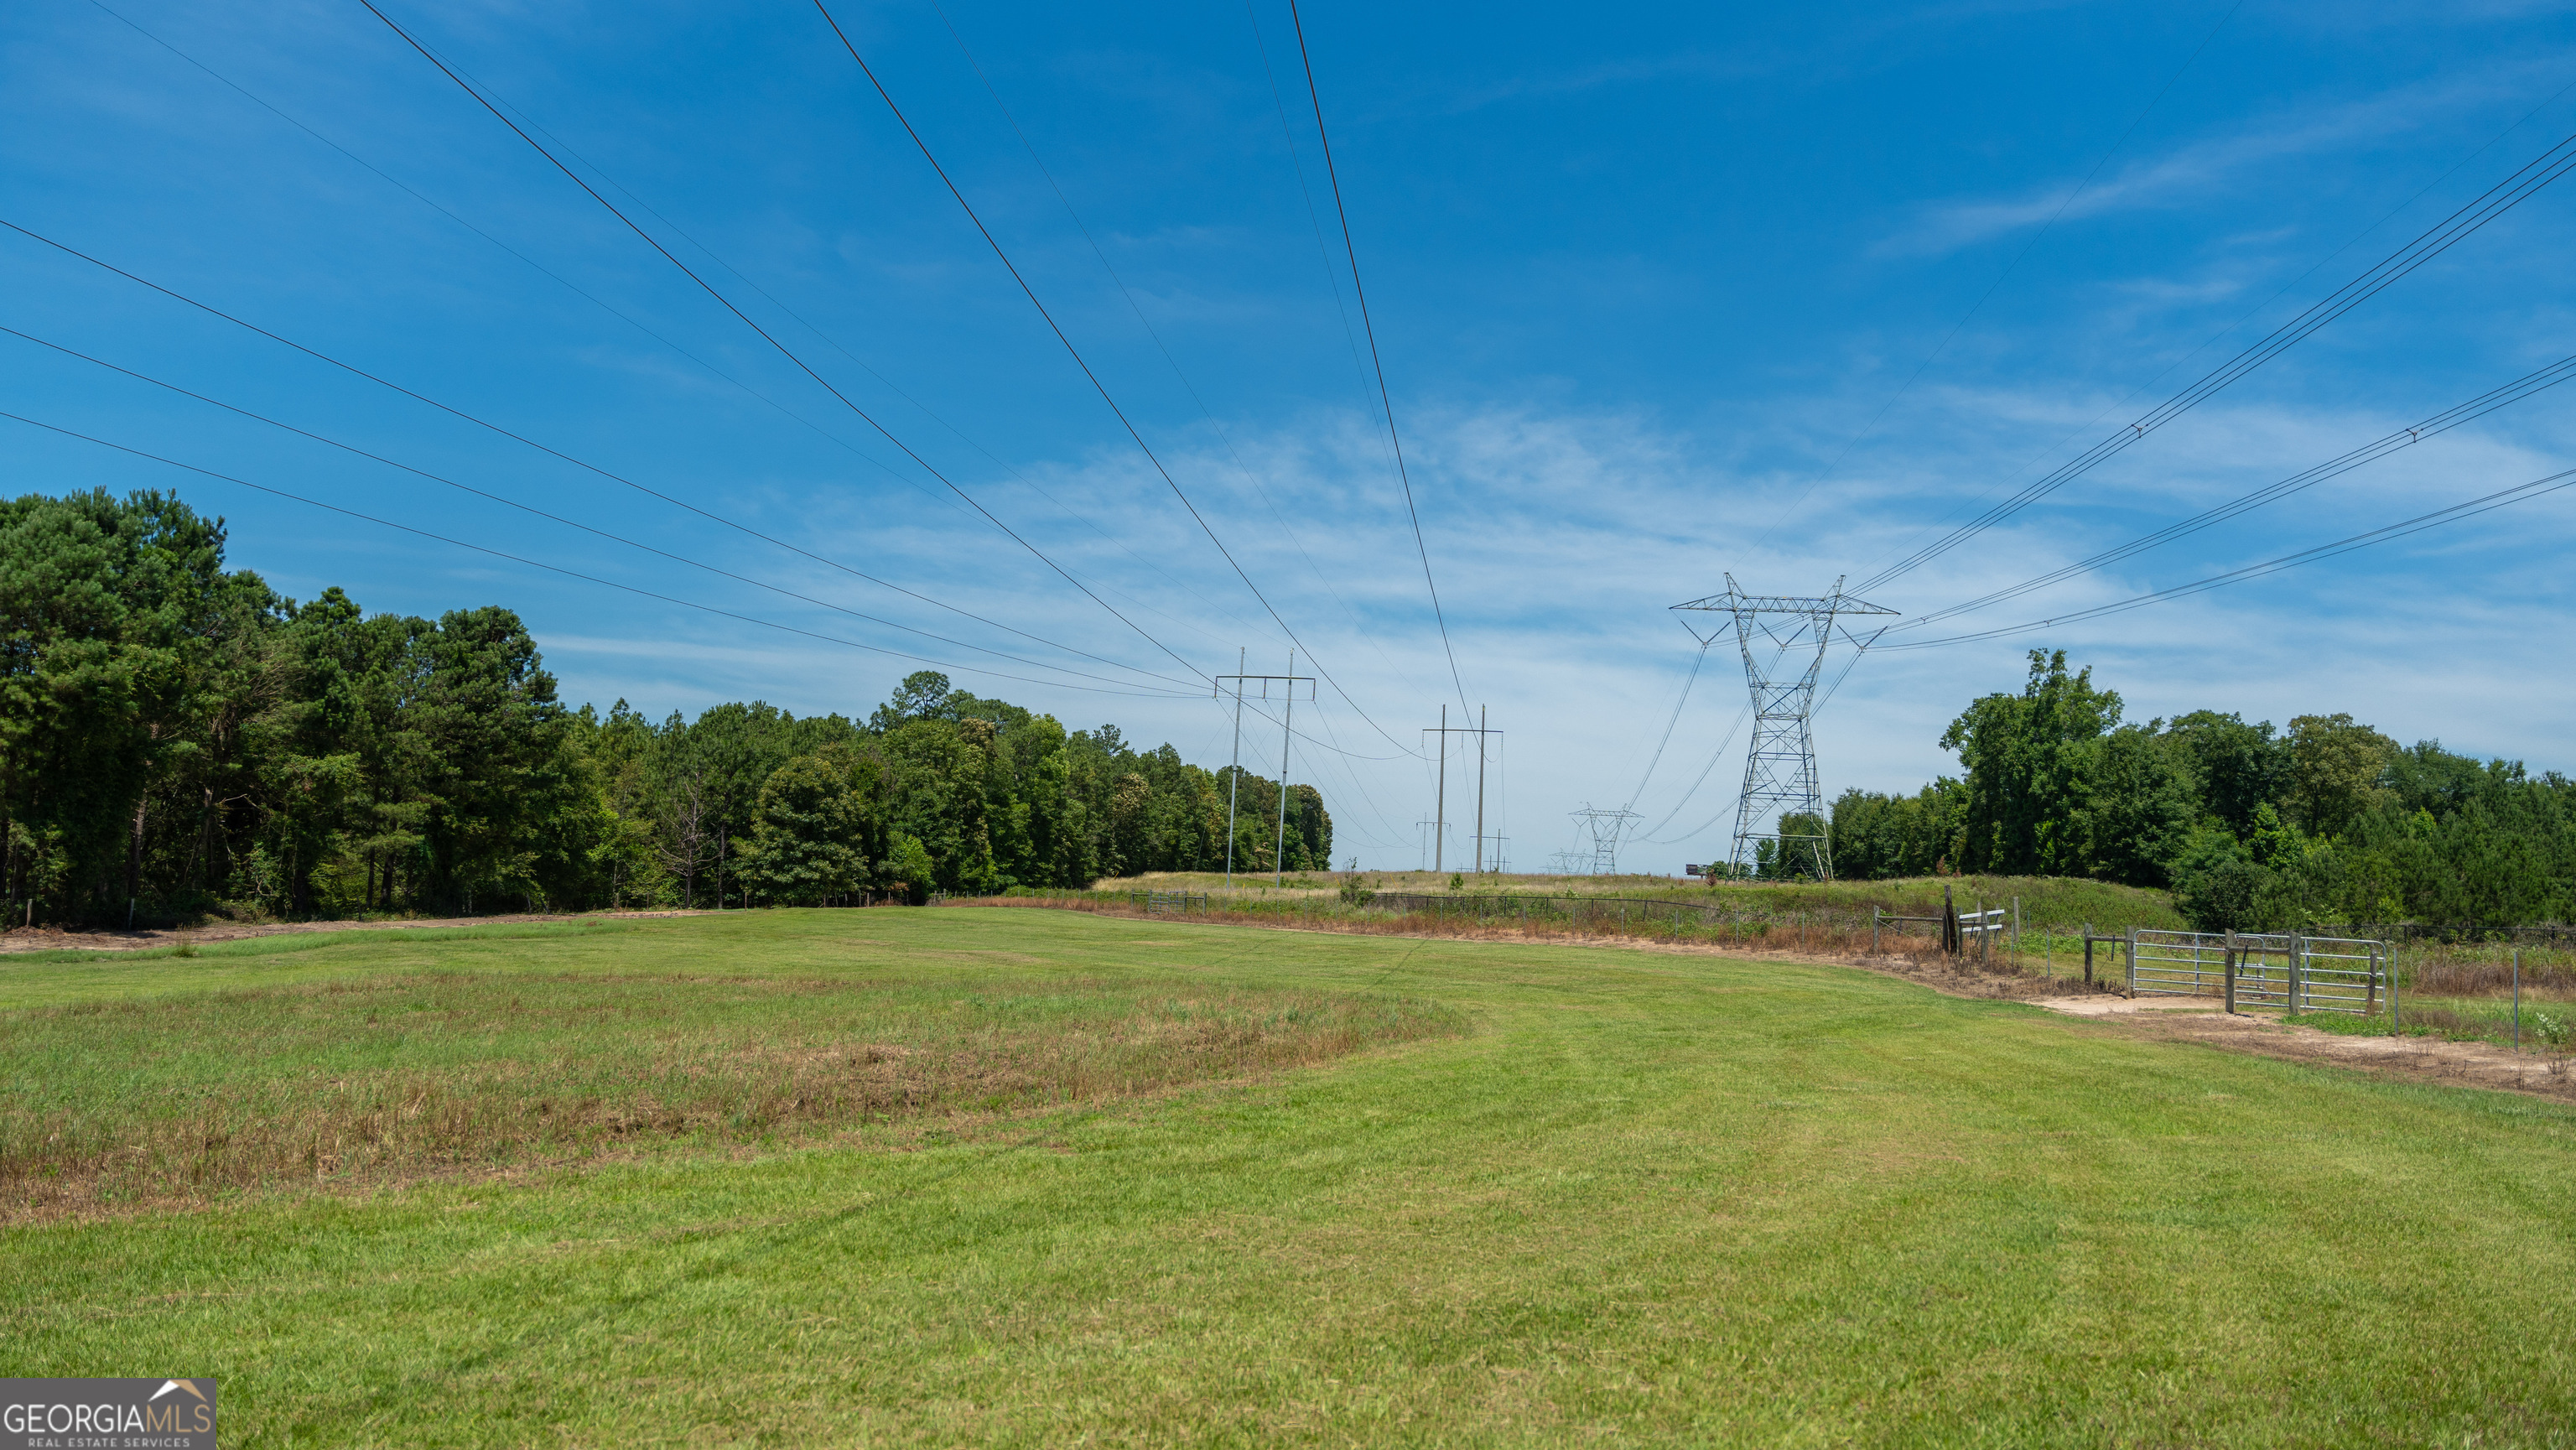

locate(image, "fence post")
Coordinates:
2082 923 2093 986
2126 925 2137 998
2223 934 2237 1014
2288 935 2304 1013
1872 906 1880 955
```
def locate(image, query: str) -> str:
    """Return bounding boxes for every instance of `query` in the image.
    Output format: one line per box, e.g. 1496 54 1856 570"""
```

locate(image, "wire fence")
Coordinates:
945 887 2576 1016
936 888 2576 1062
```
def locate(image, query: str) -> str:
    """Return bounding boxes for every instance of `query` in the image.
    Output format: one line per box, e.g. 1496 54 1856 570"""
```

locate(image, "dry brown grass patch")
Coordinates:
0 972 1463 1219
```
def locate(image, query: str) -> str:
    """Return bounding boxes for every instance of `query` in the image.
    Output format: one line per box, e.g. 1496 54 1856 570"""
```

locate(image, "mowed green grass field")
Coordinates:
4 909 2573 1447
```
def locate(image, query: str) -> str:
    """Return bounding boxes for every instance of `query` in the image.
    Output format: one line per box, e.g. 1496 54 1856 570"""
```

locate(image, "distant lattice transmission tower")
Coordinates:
1569 804 1641 876
1672 574 1894 881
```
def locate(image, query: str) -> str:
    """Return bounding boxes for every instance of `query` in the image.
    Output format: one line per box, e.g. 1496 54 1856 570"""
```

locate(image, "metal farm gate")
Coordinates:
2126 929 2386 1015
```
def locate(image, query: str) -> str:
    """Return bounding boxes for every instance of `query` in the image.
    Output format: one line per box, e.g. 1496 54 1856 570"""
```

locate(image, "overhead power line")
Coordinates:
1243 1 1395 471
356 0 1208 686
806 0 1420 761
1850 72 2576 590
81 0 1000 535
929 0 1438 709
1638 704 1757 845
1744 0 2246 555
1852 126 2576 595
1896 350 2576 632
1874 463 2576 652
1284 0 1472 719
0 216 1187 691
408 37 1280 653
3 325 1192 697
1213 687 1413 850
3 411 1192 698
1639 635 1808 839
1620 639 1713 812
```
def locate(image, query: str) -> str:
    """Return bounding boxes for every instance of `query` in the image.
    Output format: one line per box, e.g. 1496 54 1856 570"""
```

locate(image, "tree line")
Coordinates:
1818 650 2573 933
2 487 1330 925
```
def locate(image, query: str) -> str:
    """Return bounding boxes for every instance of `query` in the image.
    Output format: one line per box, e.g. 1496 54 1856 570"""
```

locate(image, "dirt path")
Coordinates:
2024 995 2576 1103
1239 920 2576 1104
0 909 709 955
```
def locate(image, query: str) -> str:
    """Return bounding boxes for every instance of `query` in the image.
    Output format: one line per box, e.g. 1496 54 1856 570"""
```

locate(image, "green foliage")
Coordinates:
2169 825 2265 932
1827 780 1965 878
1750 810 1831 880
1940 649 2122 877
737 745 886 905
2284 712 2398 837
1846 648 2574 934
2160 710 2283 835
880 833 937 904
0 493 1329 924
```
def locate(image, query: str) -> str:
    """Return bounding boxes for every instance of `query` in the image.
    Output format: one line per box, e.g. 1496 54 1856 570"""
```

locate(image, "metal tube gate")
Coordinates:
2127 929 2386 1014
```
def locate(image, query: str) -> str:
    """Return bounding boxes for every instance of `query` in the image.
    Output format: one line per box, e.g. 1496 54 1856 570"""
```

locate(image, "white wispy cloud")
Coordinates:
1876 60 2573 259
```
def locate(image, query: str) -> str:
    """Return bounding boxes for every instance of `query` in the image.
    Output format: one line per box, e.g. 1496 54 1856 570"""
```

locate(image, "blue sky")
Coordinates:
7 0 2574 871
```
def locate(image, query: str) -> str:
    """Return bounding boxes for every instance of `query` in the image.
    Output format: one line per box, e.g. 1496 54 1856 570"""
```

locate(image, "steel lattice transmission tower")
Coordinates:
1672 574 1894 881
1569 805 1640 876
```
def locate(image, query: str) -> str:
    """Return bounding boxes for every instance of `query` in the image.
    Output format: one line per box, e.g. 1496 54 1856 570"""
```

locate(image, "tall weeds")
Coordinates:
2408 950 2576 997
970 893 1968 966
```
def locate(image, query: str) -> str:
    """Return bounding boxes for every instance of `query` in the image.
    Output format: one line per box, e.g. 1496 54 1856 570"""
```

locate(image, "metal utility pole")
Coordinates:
1476 704 1488 874
1423 709 1503 875
1214 660 1313 884
1275 651 1295 886
1671 574 1894 881
1223 647 1244 886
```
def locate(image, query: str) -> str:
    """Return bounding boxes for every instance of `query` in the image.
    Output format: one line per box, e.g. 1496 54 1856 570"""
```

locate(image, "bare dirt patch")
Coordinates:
2045 1002 2576 1104
1841 950 2122 1003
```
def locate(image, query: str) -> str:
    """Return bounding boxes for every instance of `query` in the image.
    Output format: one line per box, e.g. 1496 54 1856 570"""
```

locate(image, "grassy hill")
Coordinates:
3 907 2568 1444
1097 870 2188 933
